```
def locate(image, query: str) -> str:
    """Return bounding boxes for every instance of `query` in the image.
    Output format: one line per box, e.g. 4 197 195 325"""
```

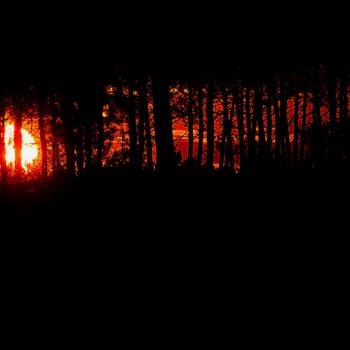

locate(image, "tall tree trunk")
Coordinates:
14 99 23 173
139 81 153 171
84 119 92 173
152 75 175 172
38 97 48 178
327 65 337 161
96 105 104 169
293 92 300 163
254 83 267 160
187 84 194 165
128 81 138 169
340 69 348 122
50 97 59 176
224 88 234 170
299 91 308 162
61 96 75 177
137 81 146 169
340 68 349 160
0 111 7 183
279 76 291 164
312 66 322 128
236 84 246 170
76 119 84 177
266 83 273 159
219 83 229 170
206 79 215 169
271 79 282 160
246 86 254 160
312 67 322 165
197 83 204 168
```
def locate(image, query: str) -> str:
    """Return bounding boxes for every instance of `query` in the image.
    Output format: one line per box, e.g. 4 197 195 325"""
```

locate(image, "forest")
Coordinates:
1 62 349 186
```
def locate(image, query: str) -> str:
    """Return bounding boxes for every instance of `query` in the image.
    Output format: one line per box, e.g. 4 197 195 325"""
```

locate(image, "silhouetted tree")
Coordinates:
187 84 194 165
14 97 23 173
37 94 48 178
127 80 138 169
197 83 204 168
236 83 246 169
206 79 215 169
152 75 175 171
293 91 300 163
0 102 7 182
138 79 153 170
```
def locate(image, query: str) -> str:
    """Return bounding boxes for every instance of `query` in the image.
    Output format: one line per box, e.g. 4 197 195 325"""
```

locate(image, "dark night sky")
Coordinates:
0 3 348 81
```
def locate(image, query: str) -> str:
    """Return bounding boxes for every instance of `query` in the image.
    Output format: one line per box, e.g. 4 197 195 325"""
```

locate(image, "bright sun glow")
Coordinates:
5 125 38 170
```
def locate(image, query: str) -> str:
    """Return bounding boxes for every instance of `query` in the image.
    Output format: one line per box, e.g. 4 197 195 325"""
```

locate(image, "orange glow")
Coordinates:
5 125 38 170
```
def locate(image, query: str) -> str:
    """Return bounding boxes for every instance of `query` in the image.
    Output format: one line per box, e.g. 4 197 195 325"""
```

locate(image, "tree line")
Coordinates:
0 62 349 183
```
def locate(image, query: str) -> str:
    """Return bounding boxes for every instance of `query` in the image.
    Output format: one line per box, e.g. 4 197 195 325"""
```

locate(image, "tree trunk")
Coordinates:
312 67 322 128
340 70 348 122
38 97 48 178
137 81 146 169
219 83 229 170
197 83 204 168
326 65 337 161
128 81 138 169
139 81 154 171
254 83 267 160
271 79 282 160
299 91 308 162
340 68 349 160
76 119 84 177
0 112 7 183
312 67 322 165
14 99 23 173
61 96 75 177
206 79 215 169
84 119 92 173
236 84 246 170
96 104 104 169
50 97 59 176
246 86 255 162
279 76 291 164
293 92 300 163
187 84 194 166
224 88 234 170
152 75 175 172
266 83 273 159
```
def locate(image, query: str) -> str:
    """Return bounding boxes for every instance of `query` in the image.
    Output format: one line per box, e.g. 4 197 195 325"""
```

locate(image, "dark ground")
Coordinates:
1 172 347 345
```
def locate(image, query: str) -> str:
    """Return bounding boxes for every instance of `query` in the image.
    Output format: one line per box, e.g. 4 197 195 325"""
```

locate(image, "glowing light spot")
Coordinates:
5 125 38 171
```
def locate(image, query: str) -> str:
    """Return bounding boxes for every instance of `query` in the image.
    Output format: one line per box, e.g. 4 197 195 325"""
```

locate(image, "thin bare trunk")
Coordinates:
128 81 138 169
96 106 104 169
187 84 194 164
255 84 267 160
225 90 234 170
246 86 255 161
38 97 48 178
279 77 291 164
0 112 7 182
266 84 273 159
197 83 204 168
152 75 175 172
299 91 308 162
219 84 229 170
206 80 215 169
50 97 59 176
236 84 246 170
293 93 300 163
137 82 146 169
14 99 23 173
327 65 337 160
76 120 84 176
